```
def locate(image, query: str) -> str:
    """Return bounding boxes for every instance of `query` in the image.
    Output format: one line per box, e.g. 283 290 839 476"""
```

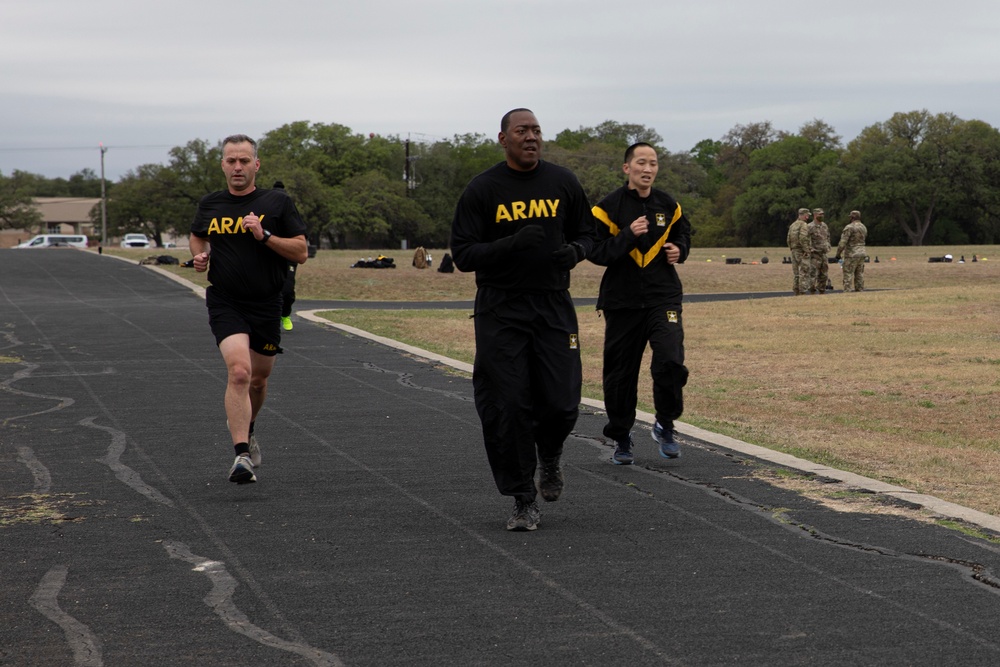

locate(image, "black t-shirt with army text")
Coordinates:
450 160 597 293
190 188 307 301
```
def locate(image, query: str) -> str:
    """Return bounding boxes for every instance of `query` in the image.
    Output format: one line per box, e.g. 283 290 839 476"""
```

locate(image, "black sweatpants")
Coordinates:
602 305 688 443
472 289 582 501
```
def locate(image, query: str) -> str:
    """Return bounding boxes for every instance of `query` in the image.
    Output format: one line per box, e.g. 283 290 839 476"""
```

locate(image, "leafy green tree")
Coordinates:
841 110 1000 245
545 141 621 204
165 139 226 206
9 113 1000 250
732 135 837 245
329 171 431 248
658 151 708 200
689 139 726 199
95 164 191 246
552 121 662 150
408 134 502 244
798 119 842 152
552 127 593 150
591 121 663 147
66 169 103 197
698 122 781 244
2 169 103 198
934 119 1000 244
716 121 778 189
259 157 337 247
260 122 405 187
260 122 418 244
0 172 44 231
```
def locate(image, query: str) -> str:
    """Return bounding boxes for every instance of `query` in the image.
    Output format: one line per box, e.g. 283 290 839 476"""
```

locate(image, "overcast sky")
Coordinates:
2 0 997 181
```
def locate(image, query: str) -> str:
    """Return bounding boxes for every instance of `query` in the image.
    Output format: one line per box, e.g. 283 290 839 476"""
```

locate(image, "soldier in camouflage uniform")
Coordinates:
836 210 868 291
786 208 811 295
806 208 831 293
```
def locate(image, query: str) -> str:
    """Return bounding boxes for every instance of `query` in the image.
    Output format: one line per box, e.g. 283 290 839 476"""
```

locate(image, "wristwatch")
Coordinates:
260 230 273 244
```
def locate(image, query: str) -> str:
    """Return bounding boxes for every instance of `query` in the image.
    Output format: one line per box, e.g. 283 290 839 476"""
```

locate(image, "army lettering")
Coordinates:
495 199 559 223
206 214 266 235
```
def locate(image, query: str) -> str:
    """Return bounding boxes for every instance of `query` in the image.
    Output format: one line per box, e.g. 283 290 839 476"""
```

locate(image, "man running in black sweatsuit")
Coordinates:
589 142 692 465
450 108 598 531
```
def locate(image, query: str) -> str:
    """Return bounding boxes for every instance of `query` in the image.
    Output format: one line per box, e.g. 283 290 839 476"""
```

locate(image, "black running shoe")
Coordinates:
652 422 680 459
538 458 564 501
506 498 541 531
612 435 635 465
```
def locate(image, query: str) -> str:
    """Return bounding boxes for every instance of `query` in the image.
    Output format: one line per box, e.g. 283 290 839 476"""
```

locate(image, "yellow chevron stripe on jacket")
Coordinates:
592 204 683 268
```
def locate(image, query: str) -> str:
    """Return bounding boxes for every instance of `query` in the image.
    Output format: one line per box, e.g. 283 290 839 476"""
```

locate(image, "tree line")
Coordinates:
2 110 998 248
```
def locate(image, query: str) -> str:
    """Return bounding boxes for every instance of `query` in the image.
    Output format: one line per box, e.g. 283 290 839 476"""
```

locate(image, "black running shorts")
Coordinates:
205 286 282 356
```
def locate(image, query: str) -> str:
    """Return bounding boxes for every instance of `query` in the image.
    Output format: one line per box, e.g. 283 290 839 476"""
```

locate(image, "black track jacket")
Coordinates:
589 184 692 310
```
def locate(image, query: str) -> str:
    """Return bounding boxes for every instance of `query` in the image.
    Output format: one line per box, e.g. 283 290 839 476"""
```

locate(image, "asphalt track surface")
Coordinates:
3 249 1000 666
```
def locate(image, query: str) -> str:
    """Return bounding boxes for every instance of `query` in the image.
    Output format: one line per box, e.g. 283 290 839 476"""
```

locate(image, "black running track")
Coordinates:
2 249 999 666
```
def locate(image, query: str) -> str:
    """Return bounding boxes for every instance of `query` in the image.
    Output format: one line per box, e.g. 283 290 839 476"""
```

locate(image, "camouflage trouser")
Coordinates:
791 249 810 294
843 255 866 291
808 252 829 293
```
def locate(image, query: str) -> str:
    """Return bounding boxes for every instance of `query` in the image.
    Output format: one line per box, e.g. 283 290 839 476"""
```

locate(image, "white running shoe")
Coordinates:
228 455 256 484
226 419 261 468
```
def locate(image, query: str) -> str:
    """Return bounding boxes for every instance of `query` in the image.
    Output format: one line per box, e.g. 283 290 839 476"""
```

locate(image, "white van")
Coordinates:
15 234 89 249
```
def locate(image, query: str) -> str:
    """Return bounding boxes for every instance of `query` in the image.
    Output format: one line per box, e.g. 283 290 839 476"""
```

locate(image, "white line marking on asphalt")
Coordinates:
82 417 175 507
163 540 343 667
29 565 104 667
0 361 75 424
16 446 51 495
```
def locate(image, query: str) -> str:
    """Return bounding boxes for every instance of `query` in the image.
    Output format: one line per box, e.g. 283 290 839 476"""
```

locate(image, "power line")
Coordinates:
0 145 174 152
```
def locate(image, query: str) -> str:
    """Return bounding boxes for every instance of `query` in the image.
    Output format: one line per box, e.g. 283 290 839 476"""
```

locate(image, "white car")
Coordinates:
121 233 151 249
16 234 89 249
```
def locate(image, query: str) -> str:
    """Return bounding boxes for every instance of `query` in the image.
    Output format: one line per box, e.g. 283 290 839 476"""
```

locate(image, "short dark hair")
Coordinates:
501 108 534 133
222 134 257 157
624 142 656 164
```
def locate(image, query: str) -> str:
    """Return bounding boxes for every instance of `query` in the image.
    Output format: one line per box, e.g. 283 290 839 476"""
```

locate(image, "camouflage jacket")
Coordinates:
807 221 831 254
787 220 810 251
837 221 868 258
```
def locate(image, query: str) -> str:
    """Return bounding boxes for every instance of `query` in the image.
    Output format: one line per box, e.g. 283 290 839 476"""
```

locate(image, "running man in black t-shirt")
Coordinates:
189 134 308 484
451 109 598 531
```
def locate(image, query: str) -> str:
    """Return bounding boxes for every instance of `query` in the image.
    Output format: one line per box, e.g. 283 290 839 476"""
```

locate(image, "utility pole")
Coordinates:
404 138 411 193
99 143 108 247
403 135 419 193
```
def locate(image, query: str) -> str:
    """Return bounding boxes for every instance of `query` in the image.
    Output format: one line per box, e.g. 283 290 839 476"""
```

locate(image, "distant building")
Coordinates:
0 197 101 248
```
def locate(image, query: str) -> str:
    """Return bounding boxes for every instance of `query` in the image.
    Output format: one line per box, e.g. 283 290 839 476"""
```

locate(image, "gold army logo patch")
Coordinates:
569 334 579 350
666 310 678 323
655 213 667 227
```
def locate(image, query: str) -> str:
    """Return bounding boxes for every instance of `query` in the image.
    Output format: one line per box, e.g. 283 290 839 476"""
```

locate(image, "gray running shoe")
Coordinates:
228 455 256 484
248 434 262 468
506 498 541 531
538 458 564 501
227 419 261 468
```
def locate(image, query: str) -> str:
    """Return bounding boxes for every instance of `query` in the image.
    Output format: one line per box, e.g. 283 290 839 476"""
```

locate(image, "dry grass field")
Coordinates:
115 244 1000 516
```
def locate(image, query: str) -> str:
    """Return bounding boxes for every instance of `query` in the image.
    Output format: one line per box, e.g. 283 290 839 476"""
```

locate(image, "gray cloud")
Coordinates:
2 0 997 179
